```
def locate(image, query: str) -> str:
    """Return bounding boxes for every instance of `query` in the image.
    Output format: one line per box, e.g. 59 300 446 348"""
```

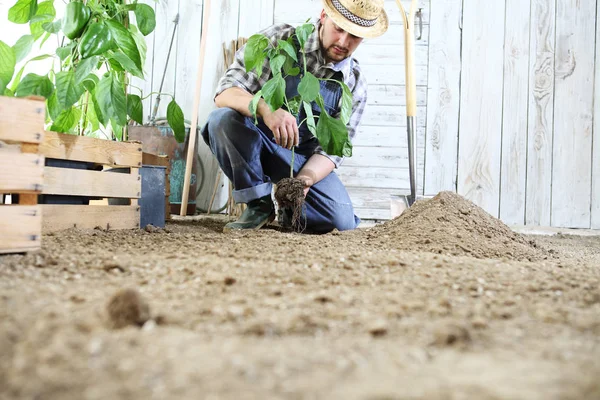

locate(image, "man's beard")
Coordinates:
325 45 348 62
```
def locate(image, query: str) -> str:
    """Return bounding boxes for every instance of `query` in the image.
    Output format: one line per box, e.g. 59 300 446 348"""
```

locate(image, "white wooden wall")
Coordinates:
425 0 600 229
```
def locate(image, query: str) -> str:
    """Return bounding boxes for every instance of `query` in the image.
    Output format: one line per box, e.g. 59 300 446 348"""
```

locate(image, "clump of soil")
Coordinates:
374 191 548 261
275 178 305 229
106 288 150 329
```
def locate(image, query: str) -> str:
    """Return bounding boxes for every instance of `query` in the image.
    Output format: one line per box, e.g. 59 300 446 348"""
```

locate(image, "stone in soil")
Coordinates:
106 288 150 329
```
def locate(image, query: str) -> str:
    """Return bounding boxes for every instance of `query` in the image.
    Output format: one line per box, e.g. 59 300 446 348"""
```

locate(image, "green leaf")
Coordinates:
30 1 56 40
287 95 301 116
298 72 320 102
95 72 127 126
56 43 75 61
134 4 156 36
127 94 143 125
277 39 297 61
111 118 123 141
282 55 300 76
9 66 24 92
0 41 16 93
167 100 185 143
55 71 84 109
92 88 106 126
129 25 147 70
42 19 61 34
8 0 35 24
244 34 269 75
108 51 143 78
269 54 286 76
50 106 81 133
12 34 34 62
86 97 100 132
81 73 99 92
261 74 285 111
46 91 62 120
248 90 262 123
15 73 54 98
339 81 353 125
342 138 353 157
302 101 316 136
105 20 142 71
4 86 14 96
39 31 52 47
315 106 350 157
295 23 314 50
74 56 99 84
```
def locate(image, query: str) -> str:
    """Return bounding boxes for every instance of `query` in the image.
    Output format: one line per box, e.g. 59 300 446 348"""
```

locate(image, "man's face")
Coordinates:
319 10 364 63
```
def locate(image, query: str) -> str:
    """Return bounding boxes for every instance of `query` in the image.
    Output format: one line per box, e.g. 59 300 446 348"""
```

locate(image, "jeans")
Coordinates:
201 107 360 233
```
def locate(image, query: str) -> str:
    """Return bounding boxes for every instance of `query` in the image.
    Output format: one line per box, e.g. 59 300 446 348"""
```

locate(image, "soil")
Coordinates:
275 177 306 229
2 192 600 399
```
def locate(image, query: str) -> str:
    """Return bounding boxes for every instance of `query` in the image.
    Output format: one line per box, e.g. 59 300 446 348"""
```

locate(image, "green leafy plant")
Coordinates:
0 0 186 142
244 22 353 167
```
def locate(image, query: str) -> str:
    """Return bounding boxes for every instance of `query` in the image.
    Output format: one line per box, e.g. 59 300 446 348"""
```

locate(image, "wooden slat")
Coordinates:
40 131 142 168
142 152 169 167
362 105 426 127
354 126 426 147
0 151 44 193
367 85 427 106
354 207 391 221
43 167 141 198
344 146 425 168
0 97 45 144
550 0 595 228
593 1 600 229
423 0 461 196
526 0 556 226
457 0 506 217
195 0 242 212
338 165 423 190
354 44 429 66
499 0 531 225
238 0 275 37
362 65 428 86
0 206 41 254
348 187 401 210
42 205 140 232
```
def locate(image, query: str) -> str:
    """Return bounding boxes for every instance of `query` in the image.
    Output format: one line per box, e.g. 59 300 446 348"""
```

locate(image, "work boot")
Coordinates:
223 195 275 232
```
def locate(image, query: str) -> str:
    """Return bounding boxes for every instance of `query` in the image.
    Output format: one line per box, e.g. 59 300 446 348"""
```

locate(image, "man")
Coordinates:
201 0 388 233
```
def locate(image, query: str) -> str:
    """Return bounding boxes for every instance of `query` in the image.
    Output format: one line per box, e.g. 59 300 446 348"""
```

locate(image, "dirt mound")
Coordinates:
373 191 548 261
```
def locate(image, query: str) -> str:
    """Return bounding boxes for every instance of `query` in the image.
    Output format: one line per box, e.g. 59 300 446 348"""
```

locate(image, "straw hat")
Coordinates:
322 0 389 39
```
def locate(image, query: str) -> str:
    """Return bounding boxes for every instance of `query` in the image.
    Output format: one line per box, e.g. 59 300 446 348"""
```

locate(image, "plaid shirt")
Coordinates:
215 20 368 168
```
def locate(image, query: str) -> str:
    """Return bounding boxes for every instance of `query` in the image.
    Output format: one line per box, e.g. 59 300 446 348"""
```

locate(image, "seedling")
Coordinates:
244 22 353 228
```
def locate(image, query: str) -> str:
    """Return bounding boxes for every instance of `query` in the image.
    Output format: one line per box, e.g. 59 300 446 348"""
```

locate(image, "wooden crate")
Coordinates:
0 96 45 254
39 131 143 232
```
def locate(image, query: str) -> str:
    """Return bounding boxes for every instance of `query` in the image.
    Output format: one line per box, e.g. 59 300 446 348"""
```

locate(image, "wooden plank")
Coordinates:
344 146 425 168
238 0 275 37
354 126 426 147
593 0 600 229
175 0 203 124
423 0 461 196
457 0 505 217
0 97 45 143
142 152 170 167
274 0 431 26
354 44 428 66
129 0 156 123
0 206 41 254
362 105 426 127
40 131 142 168
151 0 180 120
196 0 241 211
347 187 401 209
526 0 556 226
43 167 141 198
367 85 427 106
354 207 391 221
499 0 531 225
362 65 428 86
550 0 595 228
42 205 140 232
338 165 423 189
0 152 44 193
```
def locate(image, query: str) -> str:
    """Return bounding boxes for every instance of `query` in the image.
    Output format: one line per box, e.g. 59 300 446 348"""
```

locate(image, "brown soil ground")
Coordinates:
1 192 600 400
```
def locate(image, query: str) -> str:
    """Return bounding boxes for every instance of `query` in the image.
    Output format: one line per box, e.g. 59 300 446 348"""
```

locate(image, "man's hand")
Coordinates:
261 108 299 149
297 170 317 198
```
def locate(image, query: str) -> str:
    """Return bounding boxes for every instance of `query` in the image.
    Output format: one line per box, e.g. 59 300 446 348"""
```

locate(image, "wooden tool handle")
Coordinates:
180 0 212 216
395 0 418 117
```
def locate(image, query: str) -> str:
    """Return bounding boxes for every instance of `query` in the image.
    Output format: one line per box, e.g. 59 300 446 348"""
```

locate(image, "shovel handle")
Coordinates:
395 0 418 117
